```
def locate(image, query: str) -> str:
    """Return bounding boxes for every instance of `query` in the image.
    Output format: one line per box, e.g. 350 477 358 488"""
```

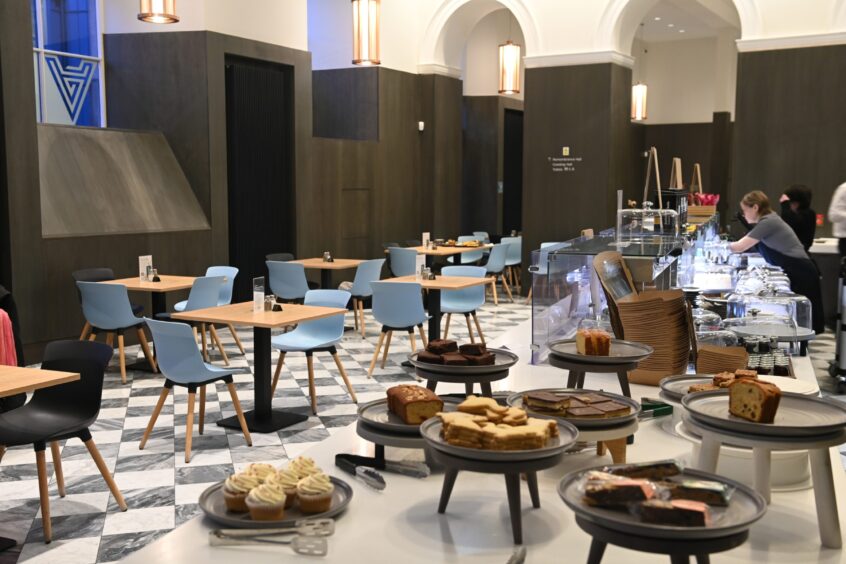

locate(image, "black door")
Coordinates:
225 56 295 301
502 109 523 234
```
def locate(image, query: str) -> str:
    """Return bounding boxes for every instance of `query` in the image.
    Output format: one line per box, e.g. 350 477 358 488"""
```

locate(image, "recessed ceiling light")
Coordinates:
654 17 661 21
668 23 675 28
679 29 686 33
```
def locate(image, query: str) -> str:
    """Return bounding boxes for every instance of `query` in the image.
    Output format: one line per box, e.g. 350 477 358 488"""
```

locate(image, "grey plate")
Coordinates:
505 388 641 429
548 339 653 365
419 417 578 462
659 374 716 402
558 464 767 540
408 348 518 375
730 325 815 342
357 397 459 435
198 477 352 529
683 390 846 437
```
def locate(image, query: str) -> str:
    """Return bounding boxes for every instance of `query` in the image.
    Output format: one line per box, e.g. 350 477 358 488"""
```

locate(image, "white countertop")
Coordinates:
124 321 844 564
809 238 838 255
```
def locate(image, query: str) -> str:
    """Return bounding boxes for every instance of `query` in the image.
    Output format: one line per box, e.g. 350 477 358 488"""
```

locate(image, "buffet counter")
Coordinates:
125 320 844 564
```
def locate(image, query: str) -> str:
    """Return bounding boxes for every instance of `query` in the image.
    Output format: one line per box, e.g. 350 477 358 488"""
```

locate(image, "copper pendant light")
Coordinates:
138 0 179 24
352 0 380 65
631 22 648 121
498 40 521 94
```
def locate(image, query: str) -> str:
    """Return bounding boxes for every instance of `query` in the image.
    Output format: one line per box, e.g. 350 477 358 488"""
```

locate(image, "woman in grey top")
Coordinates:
729 191 824 333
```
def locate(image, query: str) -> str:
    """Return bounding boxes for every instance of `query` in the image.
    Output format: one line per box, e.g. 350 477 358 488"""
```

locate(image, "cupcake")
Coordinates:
222 472 263 513
297 472 334 514
288 456 320 479
267 467 300 508
245 482 287 521
244 463 277 483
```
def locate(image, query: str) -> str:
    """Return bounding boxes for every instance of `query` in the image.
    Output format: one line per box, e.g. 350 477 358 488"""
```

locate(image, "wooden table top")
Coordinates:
172 301 347 329
290 258 363 270
405 244 492 256
0 366 80 398
103 275 196 292
385 275 490 290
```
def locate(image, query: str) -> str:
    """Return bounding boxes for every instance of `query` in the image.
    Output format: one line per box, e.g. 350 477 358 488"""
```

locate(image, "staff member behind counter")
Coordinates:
729 190 824 334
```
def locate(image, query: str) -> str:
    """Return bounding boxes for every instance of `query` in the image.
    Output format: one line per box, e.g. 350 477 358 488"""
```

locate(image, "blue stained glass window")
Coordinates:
32 0 38 47
41 0 98 57
42 54 100 127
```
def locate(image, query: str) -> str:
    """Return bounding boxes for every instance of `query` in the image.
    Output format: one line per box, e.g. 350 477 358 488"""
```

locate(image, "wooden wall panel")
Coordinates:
643 123 713 193
462 97 499 234
313 68 378 140
430 75 463 238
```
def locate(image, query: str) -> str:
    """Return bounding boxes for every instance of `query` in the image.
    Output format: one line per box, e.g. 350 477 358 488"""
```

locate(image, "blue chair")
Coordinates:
367 281 428 376
441 266 487 344
142 318 252 463
448 235 485 265
269 290 358 414
348 258 386 338
526 242 561 304
73 268 144 341
267 261 310 302
482 243 513 304
501 236 523 292
388 247 417 277
472 231 490 243
174 267 246 356
77 281 158 384
158 276 229 366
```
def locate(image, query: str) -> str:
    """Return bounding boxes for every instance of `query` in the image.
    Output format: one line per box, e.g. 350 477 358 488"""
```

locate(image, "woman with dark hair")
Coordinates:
779 184 816 251
729 190 824 333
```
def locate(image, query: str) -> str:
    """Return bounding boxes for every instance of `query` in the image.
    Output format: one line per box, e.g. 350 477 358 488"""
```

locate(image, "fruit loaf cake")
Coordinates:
386 385 444 424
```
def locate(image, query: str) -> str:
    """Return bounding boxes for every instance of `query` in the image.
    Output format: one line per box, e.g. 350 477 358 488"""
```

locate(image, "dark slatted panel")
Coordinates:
502 109 524 234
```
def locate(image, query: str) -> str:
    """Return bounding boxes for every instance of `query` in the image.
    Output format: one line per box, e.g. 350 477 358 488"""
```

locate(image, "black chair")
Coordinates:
0 285 26 413
72 268 143 340
404 240 422 248
0 340 128 543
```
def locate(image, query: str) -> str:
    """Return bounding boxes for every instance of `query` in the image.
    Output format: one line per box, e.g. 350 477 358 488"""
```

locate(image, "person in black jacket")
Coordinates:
779 184 816 251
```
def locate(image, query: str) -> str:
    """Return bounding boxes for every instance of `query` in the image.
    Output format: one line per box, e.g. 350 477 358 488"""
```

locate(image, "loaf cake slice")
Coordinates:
386 385 444 424
728 379 781 423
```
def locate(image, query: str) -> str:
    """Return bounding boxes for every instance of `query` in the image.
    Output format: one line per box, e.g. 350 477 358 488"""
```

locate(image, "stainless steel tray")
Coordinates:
659 374 716 402
548 339 653 365
730 325 815 342
558 464 767 540
505 388 641 429
357 397 459 435
682 390 846 437
420 418 578 462
198 477 352 529
408 348 518 375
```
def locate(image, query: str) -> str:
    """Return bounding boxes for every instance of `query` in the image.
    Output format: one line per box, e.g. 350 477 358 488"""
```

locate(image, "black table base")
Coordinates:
428 289 442 341
217 410 308 434
126 292 168 373
575 516 749 564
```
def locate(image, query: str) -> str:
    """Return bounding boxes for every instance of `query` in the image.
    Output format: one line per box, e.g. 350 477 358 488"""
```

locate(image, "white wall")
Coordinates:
462 9 525 99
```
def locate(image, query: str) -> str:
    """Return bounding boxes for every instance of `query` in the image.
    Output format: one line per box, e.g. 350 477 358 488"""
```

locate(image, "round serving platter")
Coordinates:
198 477 353 529
548 339 653 366
505 388 641 429
558 464 767 540
357 397 459 435
407 348 518 375
682 390 846 437
660 374 817 402
419 417 578 463
730 324 815 342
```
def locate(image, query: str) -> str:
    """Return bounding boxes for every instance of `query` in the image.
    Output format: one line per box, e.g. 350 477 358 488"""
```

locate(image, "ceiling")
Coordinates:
640 0 740 43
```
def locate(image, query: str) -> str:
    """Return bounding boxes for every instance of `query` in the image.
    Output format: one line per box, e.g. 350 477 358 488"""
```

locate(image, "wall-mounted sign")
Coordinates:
548 146 582 173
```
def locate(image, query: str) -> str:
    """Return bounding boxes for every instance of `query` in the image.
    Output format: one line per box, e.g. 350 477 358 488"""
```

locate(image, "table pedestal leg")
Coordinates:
151 293 167 317
604 437 628 464
670 556 690 564
480 382 493 398
504 473 523 544
587 538 607 564
426 380 437 392
428 290 442 341
526 472 540 508
809 447 842 548
568 370 583 388
616 370 631 397
464 382 474 396
752 447 772 504
320 270 331 290
697 435 721 472
438 468 459 513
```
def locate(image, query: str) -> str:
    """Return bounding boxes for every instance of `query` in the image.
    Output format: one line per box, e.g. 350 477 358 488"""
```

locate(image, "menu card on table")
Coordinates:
138 255 153 281
253 277 265 312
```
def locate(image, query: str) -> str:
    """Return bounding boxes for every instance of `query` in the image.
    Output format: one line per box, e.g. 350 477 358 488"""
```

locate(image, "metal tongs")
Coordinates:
209 518 334 556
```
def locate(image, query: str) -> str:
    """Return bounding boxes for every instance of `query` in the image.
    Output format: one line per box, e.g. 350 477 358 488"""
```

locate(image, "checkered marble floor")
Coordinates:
0 298 530 563
806 331 846 471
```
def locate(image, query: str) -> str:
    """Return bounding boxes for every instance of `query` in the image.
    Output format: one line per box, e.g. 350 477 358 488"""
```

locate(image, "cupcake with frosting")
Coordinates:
222 472 263 513
245 481 287 521
244 463 277 483
297 472 334 513
287 456 320 479
267 467 300 508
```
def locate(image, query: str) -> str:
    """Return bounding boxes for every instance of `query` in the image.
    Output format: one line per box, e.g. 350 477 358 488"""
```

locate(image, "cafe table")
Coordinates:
173 301 346 433
384 275 490 341
102 275 196 317
403 244 493 269
290 258 363 290
0 365 80 551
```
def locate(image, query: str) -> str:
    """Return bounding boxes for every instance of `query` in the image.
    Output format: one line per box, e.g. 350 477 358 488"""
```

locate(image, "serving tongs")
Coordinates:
209 518 334 554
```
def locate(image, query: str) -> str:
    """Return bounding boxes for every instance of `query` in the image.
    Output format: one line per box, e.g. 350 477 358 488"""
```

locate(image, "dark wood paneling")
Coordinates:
313 68 378 140
430 75 463 238
0 43 10 290
732 45 846 237
462 97 498 234
643 123 713 192
710 111 733 220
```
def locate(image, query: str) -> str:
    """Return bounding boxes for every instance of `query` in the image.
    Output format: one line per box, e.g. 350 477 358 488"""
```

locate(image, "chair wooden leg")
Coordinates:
209 325 230 366
226 382 252 446
105 332 114 347
200 324 209 362
140 387 170 449
88 332 97 342
226 323 246 355
359 300 366 338
418 324 428 348
307 355 318 415
79 321 91 341
501 273 514 302
465 314 476 343
117 334 127 385
136 327 158 373
352 299 359 332
35 449 52 543
199 385 206 435
472 312 486 344
489 278 499 305
271 352 287 396
193 326 199 344
380 331 393 369
185 390 196 463
368 331 386 377
332 352 357 403
84 438 127 511
0 445 6 463
409 330 417 353
443 313 452 339
50 441 65 498
525 287 532 305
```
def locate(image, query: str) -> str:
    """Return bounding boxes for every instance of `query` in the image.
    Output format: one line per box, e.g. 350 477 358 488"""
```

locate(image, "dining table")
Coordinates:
102 275 196 317
290 258 363 290
173 301 347 433
402 244 493 269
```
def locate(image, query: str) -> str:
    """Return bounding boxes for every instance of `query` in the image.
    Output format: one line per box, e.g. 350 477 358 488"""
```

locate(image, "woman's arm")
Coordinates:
729 236 760 253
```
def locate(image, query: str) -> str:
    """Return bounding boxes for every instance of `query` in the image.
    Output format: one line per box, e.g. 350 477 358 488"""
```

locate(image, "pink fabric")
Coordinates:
0 309 16 366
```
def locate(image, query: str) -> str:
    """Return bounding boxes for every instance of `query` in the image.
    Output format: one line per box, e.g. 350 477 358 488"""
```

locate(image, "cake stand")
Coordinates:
579 420 639 464
408 348 518 398
546 339 654 398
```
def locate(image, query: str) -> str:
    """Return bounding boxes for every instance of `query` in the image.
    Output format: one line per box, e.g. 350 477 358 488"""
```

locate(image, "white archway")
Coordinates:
597 0 762 54
418 0 541 74
835 0 846 30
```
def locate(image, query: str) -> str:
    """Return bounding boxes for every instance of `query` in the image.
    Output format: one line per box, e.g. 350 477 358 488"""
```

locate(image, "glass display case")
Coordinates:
725 289 812 331
616 201 680 239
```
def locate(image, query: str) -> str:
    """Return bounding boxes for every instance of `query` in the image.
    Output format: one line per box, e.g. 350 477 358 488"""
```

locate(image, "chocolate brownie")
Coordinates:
459 343 487 355
441 353 469 365
427 339 458 354
462 351 496 366
416 350 443 364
